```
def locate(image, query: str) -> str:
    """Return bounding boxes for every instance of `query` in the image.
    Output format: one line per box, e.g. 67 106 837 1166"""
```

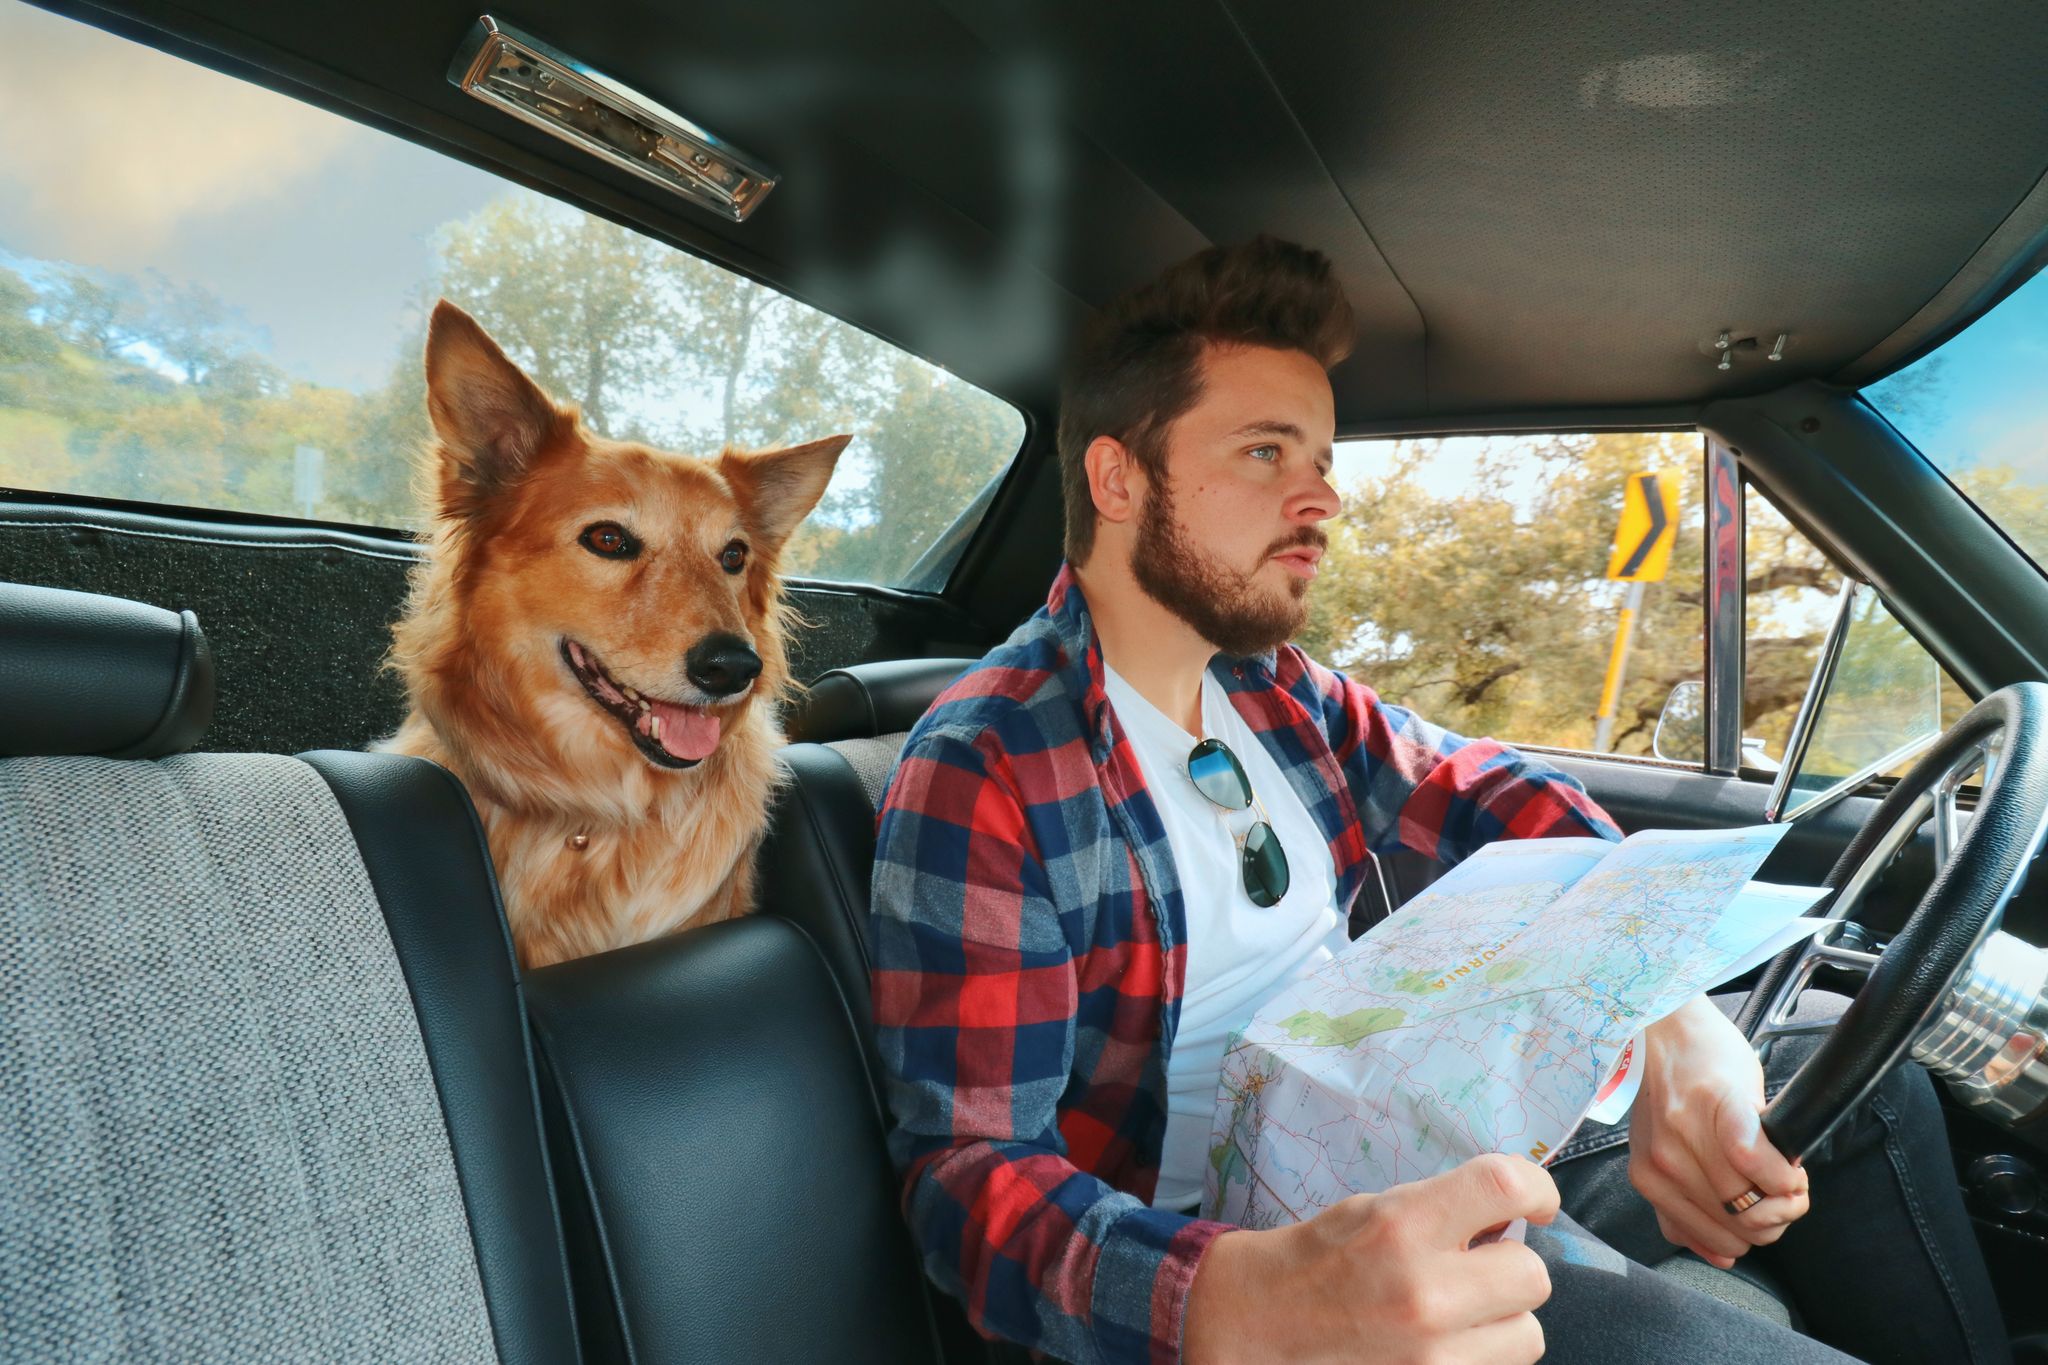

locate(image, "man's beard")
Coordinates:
1130 473 1324 658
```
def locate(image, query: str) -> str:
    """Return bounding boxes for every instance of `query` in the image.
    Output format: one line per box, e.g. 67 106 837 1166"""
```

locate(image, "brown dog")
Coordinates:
383 300 847 968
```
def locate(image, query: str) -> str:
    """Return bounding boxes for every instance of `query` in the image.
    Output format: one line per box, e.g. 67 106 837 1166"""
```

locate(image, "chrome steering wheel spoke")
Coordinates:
1755 735 1996 1061
1932 738 1991 865
1755 922 1884 1056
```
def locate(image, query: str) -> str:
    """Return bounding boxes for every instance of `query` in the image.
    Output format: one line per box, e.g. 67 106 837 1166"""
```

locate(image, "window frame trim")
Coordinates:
1703 436 1745 775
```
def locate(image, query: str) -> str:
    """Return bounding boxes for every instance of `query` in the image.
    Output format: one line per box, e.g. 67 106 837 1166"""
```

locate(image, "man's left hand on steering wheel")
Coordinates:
1629 994 1811 1268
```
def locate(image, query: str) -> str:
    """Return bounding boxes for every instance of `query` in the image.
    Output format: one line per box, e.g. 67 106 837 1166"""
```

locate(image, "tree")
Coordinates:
0 267 59 377
340 305 433 527
39 267 137 357
131 272 251 385
393 192 1025 581
433 198 681 438
798 349 1022 583
1298 432 1706 757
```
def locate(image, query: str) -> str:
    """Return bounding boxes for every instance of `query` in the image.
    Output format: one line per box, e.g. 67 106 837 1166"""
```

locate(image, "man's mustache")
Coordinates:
1263 527 1329 558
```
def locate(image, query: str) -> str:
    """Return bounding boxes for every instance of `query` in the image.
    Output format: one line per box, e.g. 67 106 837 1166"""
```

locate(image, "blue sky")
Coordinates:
1862 267 2048 483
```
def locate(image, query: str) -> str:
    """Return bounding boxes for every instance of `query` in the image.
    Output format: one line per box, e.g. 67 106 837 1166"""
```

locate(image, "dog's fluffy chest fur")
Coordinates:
392 705 785 967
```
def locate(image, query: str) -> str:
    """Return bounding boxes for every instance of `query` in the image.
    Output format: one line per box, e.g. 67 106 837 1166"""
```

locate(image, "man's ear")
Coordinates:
719 435 852 550
1085 435 1141 526
423 299 564 518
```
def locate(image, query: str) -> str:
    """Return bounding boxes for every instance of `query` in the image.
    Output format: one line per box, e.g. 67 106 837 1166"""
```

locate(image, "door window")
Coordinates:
1742 489 1845 767
1305 431 1703 758
1743 487 1971 807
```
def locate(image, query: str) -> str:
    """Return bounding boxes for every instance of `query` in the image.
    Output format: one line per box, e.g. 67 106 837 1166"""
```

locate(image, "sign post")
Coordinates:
294 445 324 521
1594 469 1680 752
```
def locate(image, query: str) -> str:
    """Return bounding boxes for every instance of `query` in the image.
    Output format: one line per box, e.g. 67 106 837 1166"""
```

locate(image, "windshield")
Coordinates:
1861 265 2048 571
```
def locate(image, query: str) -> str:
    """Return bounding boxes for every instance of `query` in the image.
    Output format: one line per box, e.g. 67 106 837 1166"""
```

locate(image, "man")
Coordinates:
869 238 2004 1364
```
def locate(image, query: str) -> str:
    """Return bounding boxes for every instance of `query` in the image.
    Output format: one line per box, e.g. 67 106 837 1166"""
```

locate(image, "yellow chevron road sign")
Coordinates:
1605 469 1682 583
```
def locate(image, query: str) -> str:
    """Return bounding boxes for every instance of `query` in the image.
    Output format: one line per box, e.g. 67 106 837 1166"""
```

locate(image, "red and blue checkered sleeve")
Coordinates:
870 725 1230 1365
1307 658 1624 862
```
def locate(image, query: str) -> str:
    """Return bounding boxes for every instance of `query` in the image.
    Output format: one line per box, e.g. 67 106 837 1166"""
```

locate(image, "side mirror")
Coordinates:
1652 680 1706 763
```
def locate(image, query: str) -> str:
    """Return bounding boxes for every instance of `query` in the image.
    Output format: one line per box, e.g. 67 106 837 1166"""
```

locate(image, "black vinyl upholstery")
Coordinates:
786 657 975 744
756 742 893 1066
757 660 1008 1365
524 918 946 1365
0 579 215 758
759 658 972 1050
301 749 584 1365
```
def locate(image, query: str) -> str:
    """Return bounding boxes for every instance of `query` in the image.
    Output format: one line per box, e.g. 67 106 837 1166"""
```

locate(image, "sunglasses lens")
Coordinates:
1241 821 1290 908
1189 739 1253 810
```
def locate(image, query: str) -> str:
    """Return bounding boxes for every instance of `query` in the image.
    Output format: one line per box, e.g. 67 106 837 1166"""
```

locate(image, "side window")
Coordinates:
1743 485 1970 797
1305 432 1703 758
0 2 1023 588
1742 489 1846 768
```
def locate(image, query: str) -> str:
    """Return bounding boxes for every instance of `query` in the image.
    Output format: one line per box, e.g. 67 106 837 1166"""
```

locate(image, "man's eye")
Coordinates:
578 522 640 559
1248 444 1281 463
720 540 749 574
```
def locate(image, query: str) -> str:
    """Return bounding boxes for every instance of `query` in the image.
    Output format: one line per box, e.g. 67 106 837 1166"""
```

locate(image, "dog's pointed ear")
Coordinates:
423 299 564 517
719 435 851 550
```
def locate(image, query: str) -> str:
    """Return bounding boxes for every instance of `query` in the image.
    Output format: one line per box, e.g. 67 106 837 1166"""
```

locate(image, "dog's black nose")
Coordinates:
686 633 762 697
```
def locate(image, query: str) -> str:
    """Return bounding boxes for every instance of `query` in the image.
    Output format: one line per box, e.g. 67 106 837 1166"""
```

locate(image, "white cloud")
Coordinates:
0 3 355 266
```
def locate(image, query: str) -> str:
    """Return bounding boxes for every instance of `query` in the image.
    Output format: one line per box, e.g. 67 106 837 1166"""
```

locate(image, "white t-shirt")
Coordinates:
1101 664 1350 1213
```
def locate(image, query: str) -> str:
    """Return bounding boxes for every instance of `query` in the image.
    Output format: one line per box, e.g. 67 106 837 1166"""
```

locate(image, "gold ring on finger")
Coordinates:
1722 1186 1766 1216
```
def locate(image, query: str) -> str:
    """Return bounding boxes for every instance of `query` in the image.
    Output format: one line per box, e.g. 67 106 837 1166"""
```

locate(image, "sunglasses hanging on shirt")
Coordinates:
1186 738 1292 908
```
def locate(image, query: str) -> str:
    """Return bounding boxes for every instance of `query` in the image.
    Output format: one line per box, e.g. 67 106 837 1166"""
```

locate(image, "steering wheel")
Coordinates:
1735 681 2048 1161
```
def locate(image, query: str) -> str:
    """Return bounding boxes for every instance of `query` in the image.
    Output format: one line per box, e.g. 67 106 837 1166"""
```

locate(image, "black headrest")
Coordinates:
0 582 216 759
786 657 975 744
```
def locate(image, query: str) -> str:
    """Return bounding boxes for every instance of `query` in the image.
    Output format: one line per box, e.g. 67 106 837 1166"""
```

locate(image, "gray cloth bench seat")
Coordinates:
0 582 579 1364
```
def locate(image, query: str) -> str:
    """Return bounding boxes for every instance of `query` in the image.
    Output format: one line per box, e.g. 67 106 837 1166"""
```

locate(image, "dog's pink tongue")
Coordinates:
651 699 720 761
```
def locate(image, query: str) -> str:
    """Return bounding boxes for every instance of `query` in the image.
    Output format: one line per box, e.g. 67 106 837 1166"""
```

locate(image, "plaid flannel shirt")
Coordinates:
869 565 1621 1365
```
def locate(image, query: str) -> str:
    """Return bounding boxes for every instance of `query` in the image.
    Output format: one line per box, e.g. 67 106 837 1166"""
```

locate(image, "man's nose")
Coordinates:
685 633 762 697
1288 466 1341 524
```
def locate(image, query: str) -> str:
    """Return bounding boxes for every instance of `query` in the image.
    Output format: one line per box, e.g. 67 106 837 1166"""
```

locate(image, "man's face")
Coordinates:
1129 342 1339 657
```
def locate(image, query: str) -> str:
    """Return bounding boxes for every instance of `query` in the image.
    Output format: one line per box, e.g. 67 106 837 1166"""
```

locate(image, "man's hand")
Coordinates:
1183 1153 1558 1365
1629 994 1809 1269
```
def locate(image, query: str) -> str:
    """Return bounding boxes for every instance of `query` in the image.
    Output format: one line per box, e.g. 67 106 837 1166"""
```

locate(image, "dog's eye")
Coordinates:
579 522 640 559
720 540 748 575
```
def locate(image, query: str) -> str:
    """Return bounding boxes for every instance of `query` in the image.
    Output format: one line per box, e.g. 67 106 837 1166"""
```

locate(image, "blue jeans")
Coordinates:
1540 993 2009 1364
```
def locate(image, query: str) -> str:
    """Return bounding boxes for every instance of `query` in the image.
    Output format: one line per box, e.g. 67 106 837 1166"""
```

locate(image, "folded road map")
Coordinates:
1204 824 1829 1229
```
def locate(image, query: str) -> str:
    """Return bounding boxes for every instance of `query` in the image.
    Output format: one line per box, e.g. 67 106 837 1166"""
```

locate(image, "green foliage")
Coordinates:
0 192 1023 582
1301 432 1704 757
0 267 59 374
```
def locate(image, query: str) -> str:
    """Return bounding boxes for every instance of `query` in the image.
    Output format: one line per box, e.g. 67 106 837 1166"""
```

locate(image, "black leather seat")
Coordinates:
761 658 974 1049
0 583 581 1363
785 658 979 748
517 657 976 1364
524 918 950 1364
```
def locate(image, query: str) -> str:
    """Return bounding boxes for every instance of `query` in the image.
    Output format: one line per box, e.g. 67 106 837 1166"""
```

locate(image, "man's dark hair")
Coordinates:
1056 236 1355 563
